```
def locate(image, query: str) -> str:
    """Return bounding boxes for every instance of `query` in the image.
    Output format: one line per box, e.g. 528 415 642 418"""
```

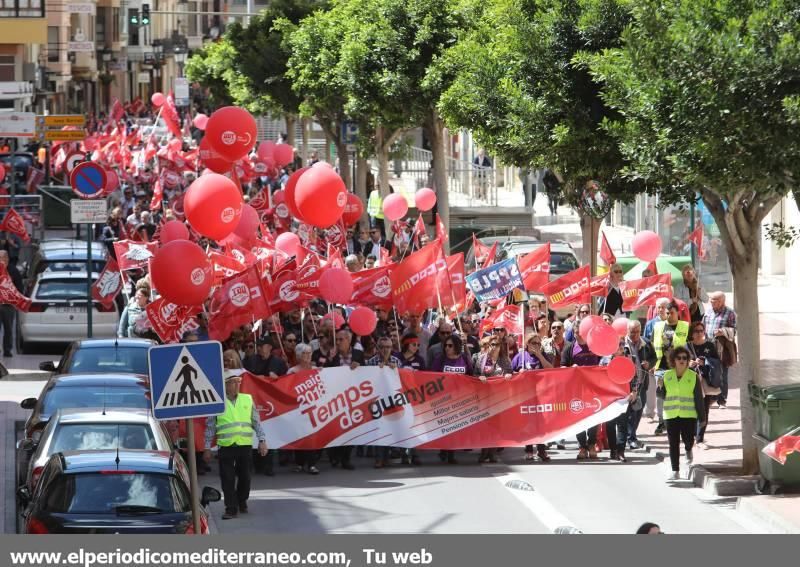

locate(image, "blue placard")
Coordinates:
465 258 525 302
148 341 226 420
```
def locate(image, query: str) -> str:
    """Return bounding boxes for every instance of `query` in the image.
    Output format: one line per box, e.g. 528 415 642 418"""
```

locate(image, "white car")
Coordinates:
17 271 119 352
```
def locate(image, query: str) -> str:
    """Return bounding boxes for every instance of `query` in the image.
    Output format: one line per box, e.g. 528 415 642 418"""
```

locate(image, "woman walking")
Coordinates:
512 333 553 462
663 346 706 481
686 322 721 449
472 336 512 464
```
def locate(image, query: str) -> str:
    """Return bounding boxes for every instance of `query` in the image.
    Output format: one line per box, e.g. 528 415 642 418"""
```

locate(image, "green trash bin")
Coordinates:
748 383 800 440
39 185 75 228
754 433 800 488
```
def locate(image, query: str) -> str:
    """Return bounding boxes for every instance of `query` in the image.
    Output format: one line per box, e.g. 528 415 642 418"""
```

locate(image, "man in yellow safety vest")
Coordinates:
204 370 268 519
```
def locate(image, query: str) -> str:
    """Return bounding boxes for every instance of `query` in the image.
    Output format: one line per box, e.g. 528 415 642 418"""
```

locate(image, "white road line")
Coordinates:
493 471 579 533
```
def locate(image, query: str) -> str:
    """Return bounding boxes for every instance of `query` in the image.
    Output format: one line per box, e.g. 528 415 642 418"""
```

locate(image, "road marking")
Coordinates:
493 471 579 533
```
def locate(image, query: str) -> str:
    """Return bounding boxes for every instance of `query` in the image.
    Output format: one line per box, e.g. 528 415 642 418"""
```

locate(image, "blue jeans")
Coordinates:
719 367 729 403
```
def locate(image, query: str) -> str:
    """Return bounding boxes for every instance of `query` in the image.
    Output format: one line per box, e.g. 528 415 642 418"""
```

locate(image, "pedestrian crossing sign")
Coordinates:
148 341 226 420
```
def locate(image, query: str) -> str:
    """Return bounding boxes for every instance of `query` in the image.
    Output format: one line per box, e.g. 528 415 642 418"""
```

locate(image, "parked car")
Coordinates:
23 239 107 293
16 373 150 487
496 240 581 276
17 271 119 352
464 236 540 268
18 450 220 534
22 409 173 492
39 338 154 376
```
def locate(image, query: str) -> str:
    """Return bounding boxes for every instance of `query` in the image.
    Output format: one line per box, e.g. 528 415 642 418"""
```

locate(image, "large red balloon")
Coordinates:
151 92 165 107
257 141 275 162
275 232 300 256
578 315 603 339
342 193 364 226
612 317 630 337
221 204 259 245
587 323 619 357
184 173 243 240
632 230 662 262
321 311 345 330
159 220 190 244
319 268 353 305
205 106 257 162
193 113 208 130
415 187 437 212
607 356 636 385
199 137 233 174
103 169 119 196
273 144 295 167
294 166 347 228
150 240 212 306
349 306 377 336
383 193 408 221
284 167 308 220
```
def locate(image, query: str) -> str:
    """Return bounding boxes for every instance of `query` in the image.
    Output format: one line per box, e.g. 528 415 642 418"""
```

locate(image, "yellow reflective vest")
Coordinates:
216 393 255 447
663 369 698 420
653 320 689 368
367 190 384 219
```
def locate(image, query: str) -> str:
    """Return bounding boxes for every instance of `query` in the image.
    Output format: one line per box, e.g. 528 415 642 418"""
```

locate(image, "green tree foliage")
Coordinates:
184 39 237 107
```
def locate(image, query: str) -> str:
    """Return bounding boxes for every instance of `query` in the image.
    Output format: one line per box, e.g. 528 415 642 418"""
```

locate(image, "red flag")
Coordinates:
209 250 247 285
113 240 158 271
161 94 183 139
146 297 201 344
378 246 391 267
110 98 125 122
250 189 270 211
351 265 394 309
208 266 272 340
435 213 448 243
326 220 347 250
600 231 616 266
26 166 45 194
390 240 449 314
0 264 31 311
326 243 345 270
590 272 611 297
479 304 522 336
443 253 467 310
688 226 704 259
621 273 673 311
268 269 302 315
413 215 426 245
518 243 551 291
295 251 326 301
0 208 30 242
91 257 123 308
541 265 591 309
762 430 800 465
149 175 164 212
646 260 658 275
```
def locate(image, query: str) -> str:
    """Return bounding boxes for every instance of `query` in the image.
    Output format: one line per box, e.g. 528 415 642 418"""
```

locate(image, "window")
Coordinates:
0 54 14 82
47 26 59 63
51 424 157 452
0 0 44 18
187 2 198 37
111 8 120 42
96 7 106 45
43 385 149 415
35 279 95 300
68 346 150 375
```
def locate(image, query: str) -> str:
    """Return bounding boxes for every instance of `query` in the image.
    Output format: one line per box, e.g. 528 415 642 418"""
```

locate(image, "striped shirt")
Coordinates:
702 306 737 340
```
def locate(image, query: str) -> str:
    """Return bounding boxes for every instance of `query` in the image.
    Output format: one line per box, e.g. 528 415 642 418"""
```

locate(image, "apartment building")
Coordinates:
0 0 45 112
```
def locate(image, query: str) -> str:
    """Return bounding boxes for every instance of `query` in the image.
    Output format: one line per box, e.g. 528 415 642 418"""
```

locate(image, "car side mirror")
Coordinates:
16 486 31 505
200 486 221 507
39 361 56 372
20 398 37 410
17 438 37 452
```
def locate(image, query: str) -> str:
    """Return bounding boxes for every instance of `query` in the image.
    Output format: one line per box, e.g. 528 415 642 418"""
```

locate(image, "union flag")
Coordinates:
541 265 591 309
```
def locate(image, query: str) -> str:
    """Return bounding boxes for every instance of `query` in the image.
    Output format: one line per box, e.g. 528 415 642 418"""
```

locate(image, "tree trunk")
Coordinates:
301 117 310 163
375 124 392 199
356 155 369 228
334 140 352 194
580 214 601 274
426 110 449 252
285 114 296 147
702 189 784 475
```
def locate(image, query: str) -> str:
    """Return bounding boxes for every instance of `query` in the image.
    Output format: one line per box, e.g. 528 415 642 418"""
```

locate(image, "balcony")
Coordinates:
0 0 44 18
0 1 45 44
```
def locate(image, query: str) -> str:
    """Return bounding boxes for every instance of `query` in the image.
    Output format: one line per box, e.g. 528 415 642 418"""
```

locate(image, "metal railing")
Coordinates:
0 0 44 18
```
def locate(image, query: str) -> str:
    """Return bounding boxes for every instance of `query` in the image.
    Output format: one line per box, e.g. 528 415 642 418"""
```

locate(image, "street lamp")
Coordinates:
174 49 187 78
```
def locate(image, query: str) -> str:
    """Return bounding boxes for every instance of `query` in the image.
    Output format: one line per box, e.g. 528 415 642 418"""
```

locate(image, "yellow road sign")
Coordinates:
43 129 87 141
39 115 86 127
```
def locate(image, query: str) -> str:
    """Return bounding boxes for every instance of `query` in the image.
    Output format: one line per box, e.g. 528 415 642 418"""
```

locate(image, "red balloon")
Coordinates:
383 193 408 221
221 204 259 245
319 268 353 305
150 240 212 306
349 306 377 336
257 141 275 162
578 315 603 339
0 164 5 184
273 190 285 205
632 230 662 262
159 220 189 244
275 232 300 256
294 166 347 228
151 92 165 107
205 106 257 162
587 323 619 357
273 144 295 167
321 311 345 330
199 137 233 174
103 169 119 196
284 167 308 220
612 317 630 337
608 356 636 385
415 187 437 212
184 173 243 240
342 193 364 226
193 113 208 130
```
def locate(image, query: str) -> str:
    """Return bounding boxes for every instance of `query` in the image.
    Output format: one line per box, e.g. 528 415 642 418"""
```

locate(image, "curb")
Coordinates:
736 497 800 534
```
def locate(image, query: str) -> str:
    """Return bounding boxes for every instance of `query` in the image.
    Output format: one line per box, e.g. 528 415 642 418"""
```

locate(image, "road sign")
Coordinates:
174 77 190 107
148 341 226 420
70 162 107 199
39 115 85 127
342 120 359 145
64 152 84 175
0 112 36 137
41 129 86 142
71 198 107 224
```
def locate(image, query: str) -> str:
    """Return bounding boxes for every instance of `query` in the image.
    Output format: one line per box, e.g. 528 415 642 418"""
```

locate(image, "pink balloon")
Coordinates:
587 323 619 357
312 161 333 169
168 138 182 151
159 220 190 244
273 144 295 168
151 92 165 107
319 268 354 305
321 311 345 330
226 204 259 245
612 317 630 337
193 113 208 130
383 193 408 221
275 232 300 256
349 306 377 336
258 141 275 162
284 167 308 221
415 187 437 212
632 230 662 262
608 356 636 385
578 314 603 339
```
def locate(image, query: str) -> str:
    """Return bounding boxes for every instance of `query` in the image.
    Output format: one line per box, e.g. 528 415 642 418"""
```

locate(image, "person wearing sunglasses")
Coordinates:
399 333 426 371
598 263 627 317
472 336 513 464
686 323 721 449
565 304 592 342
426 320 454 367
430 334 471 465
544 321 566 366
513 333 554 462
652 302 691 436
663 346 706 481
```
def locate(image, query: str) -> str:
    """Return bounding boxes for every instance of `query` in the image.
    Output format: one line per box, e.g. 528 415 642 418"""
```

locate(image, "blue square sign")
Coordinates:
148 341 225 420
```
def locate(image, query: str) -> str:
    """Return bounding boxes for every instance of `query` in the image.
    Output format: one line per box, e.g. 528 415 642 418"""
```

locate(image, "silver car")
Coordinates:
23 409 173 492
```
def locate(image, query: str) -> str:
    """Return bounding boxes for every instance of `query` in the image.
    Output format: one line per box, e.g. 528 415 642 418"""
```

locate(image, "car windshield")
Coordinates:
68 347 149 375
43 385 148 414
36 280 94 300
43 473 188 514
550 253 580 274
43 260 105 273
51 424 157 453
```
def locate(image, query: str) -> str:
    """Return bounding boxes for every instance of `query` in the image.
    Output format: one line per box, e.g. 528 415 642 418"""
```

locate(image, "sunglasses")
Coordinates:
528 341 541 346
693 328 705 333
285 338 297 342
492 328 504 333
439 331 452 336
674 355 689 361
612 269 623 274
444 343 455 348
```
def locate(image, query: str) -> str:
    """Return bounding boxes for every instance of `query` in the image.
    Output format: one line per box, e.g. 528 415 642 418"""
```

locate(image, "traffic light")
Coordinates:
141 4 150 25
130 11 138 25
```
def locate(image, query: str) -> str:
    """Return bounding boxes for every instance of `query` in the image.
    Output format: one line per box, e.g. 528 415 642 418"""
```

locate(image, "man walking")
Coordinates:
0 250 23 357
652 302 690 435
703 291 737 408
204 372 268 519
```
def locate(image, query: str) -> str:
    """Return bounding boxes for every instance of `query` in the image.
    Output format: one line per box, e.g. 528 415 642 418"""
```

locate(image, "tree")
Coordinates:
184 39 237 108
586 0 800 473
438 0 644 265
